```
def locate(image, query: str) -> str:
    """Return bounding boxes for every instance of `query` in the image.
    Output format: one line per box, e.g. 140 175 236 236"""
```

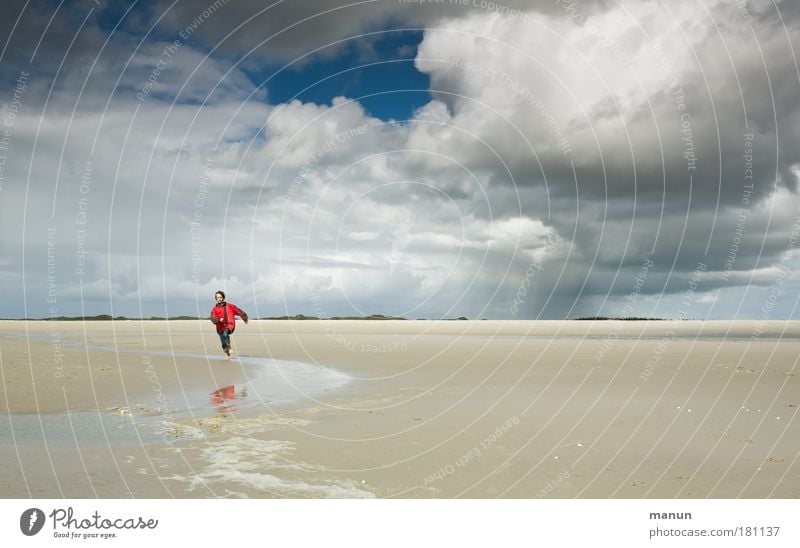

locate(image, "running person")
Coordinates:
210 290 248 359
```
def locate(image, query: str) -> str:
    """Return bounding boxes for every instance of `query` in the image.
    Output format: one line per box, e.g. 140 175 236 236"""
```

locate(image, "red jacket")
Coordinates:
210 302 248 333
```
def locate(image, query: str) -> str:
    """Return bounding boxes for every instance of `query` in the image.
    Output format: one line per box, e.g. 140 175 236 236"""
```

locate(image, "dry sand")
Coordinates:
0 319 798 498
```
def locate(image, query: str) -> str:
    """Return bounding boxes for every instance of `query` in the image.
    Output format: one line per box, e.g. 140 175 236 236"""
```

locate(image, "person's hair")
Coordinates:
215 290 226 300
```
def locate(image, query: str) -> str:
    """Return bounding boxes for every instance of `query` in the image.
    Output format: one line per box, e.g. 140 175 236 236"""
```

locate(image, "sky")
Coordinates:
1 0 800 320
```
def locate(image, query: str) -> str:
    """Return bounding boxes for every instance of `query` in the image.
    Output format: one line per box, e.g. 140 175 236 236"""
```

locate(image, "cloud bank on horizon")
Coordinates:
1 0 800 320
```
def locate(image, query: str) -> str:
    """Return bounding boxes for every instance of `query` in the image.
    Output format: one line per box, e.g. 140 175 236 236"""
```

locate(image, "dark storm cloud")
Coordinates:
0 1 102 65
423 5 800 209
402 0 800 317
143 0 612 61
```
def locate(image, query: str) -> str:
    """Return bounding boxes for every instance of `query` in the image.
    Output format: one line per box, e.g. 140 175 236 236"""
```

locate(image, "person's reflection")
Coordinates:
210 385 247 413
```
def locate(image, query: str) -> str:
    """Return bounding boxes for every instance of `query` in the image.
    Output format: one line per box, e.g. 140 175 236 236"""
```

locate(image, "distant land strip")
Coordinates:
2 315 674 321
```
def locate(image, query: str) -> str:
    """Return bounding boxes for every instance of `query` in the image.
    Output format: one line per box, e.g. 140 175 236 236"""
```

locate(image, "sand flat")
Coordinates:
1 320 798 498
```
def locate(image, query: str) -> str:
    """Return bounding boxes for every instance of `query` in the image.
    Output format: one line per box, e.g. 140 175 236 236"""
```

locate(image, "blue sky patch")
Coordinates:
253 29 431 121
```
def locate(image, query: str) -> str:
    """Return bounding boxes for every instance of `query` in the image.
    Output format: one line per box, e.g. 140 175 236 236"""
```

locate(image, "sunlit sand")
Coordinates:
1 320 797 498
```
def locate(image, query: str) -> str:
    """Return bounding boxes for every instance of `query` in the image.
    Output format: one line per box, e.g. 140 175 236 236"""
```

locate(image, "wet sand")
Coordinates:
1 319 798 498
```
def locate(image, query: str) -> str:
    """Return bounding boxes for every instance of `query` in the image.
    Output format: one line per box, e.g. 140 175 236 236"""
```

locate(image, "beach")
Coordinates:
0 319 798 498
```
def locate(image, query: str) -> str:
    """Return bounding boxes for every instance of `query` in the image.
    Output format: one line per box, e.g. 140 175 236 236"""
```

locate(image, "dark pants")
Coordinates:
218 329 232 352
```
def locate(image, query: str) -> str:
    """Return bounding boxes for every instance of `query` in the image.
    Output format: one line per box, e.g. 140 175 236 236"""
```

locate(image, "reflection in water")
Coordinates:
210 385 247 413
1 351 351 447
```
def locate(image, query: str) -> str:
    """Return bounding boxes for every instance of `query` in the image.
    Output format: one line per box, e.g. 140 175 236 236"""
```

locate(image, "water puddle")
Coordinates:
153 355 351 419
1 344 352 447
0 411 170 447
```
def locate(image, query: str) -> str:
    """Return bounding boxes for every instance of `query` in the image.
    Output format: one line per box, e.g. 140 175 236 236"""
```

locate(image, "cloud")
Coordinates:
143 0 599 62
3 0 800 320
414 1 800 205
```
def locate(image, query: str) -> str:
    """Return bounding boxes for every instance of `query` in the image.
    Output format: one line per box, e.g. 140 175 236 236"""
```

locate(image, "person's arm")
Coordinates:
232 304 249 324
